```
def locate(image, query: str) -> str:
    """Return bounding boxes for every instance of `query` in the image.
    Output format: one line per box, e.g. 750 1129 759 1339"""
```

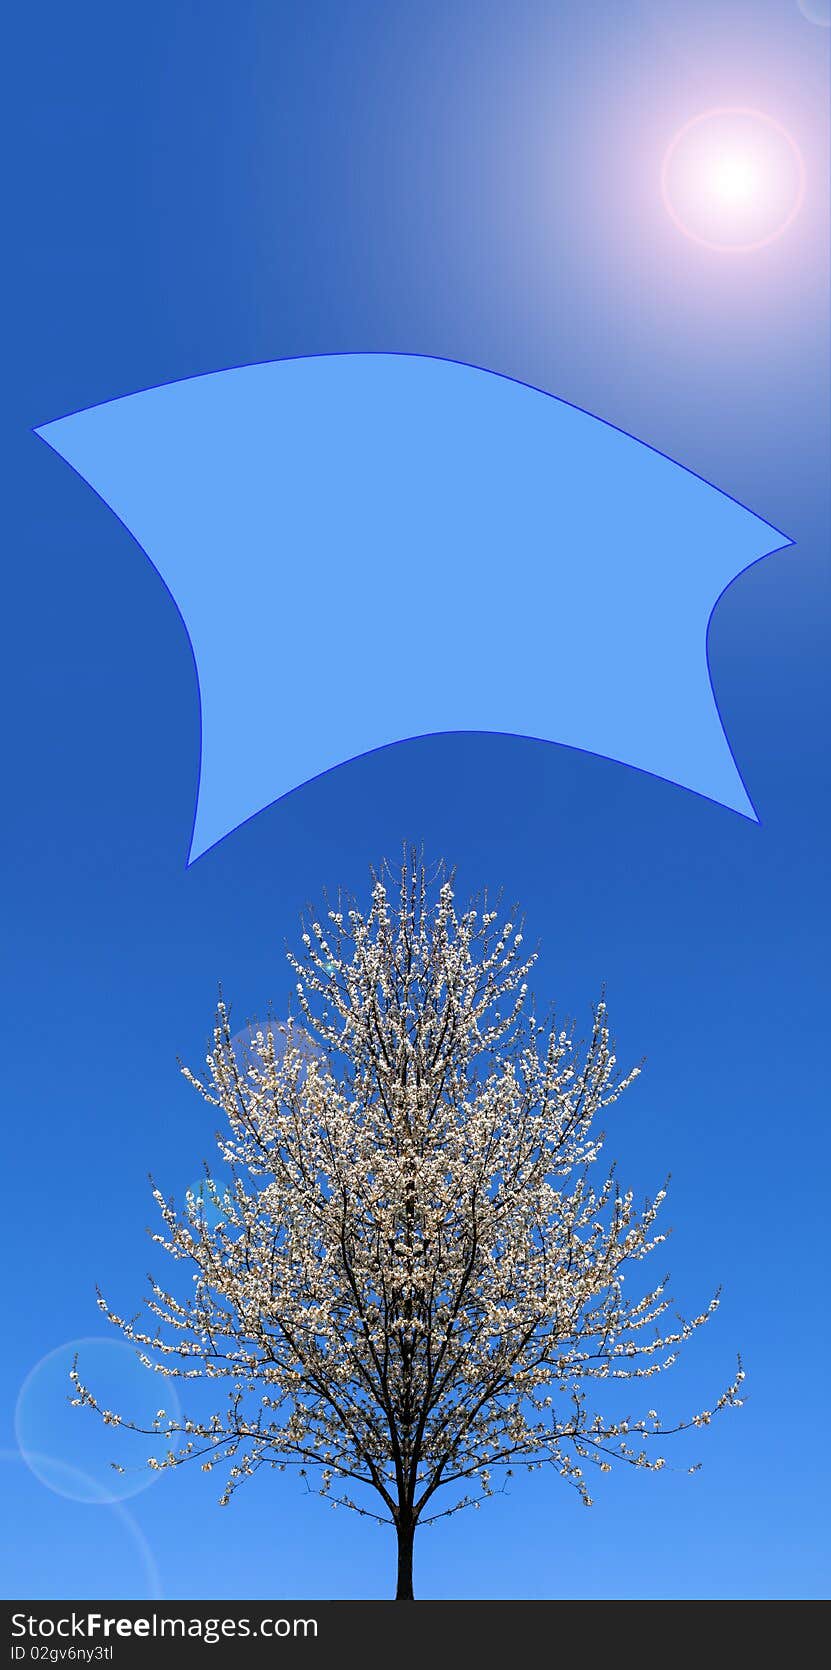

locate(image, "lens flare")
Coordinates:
661 108 806 252
15 1338 182 1504
797 0 830 27
0 1450 163 1598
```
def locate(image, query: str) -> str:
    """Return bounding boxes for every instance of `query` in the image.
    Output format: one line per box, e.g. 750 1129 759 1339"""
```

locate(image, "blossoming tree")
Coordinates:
74 856 743 1599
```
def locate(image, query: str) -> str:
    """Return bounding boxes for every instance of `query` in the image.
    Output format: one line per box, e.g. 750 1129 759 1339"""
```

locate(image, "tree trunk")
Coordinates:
395 1518 416 1600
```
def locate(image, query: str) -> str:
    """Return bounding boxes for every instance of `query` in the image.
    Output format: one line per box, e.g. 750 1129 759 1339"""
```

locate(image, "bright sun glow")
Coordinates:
711 155 758 205
661 108 805 252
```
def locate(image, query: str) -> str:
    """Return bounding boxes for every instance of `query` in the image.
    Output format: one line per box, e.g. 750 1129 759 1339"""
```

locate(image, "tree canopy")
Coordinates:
74 854 743 1598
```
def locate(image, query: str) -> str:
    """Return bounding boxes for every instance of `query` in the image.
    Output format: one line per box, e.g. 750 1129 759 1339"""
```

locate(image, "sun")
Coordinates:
661 107 805 252
711 155 758 206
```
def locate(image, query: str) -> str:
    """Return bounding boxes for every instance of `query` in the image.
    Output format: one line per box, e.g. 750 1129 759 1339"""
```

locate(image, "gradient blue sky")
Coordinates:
2 0 829 1601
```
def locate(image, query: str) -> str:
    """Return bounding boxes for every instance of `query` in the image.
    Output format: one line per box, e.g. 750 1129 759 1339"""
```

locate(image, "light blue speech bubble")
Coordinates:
36 354 790 862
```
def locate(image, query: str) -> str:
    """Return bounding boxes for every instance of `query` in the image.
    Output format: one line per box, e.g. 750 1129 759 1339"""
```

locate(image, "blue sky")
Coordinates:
2 0 829 1600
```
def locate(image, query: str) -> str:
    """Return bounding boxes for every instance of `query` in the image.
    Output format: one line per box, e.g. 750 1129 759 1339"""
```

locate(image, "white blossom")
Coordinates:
75 852 742 1597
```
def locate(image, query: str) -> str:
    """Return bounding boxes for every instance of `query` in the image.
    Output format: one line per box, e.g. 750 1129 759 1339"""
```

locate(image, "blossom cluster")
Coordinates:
78 855 742 1527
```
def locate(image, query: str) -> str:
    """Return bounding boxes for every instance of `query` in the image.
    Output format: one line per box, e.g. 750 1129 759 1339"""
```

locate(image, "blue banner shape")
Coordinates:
36 354 790 862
